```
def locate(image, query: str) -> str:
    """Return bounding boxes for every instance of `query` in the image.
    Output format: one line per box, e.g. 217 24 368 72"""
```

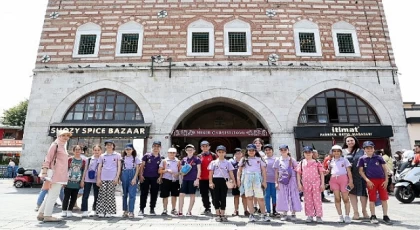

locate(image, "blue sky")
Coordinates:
0 0 418 115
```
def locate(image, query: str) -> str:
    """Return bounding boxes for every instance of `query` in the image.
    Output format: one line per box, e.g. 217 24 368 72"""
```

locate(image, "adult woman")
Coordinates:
37 130 72 222
342 136 368 220
381 149 394 193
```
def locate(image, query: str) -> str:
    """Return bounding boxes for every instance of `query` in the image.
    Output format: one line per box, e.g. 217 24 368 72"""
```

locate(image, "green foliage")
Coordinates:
2 99 28 128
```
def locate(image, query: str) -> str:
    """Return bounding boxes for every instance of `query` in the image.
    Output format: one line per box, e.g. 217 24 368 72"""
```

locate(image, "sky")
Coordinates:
0 0 419 116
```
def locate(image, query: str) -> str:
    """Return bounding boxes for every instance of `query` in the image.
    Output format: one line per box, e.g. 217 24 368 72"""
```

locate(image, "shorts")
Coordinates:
160 178 180 198
180 180 197 195
78 188 84 195
242 173 264 198
367 178 388 202
329 174 349 193
232 187 240 196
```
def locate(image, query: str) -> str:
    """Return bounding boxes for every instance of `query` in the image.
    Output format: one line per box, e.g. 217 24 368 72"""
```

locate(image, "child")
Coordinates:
297 146 325 223
81 145 102 217
62 145 86 217
273 144 301 221
358 141 392 225
328 145 353 223
121 143 141 218
229 148 248 216
237 144 270 222
252 138 265 213
263 144 277 217
159 148 181 215
208 145 236 222
96 140 122 218
178 144 201 216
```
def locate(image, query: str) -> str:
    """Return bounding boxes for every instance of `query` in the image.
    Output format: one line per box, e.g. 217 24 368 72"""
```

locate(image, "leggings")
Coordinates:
212 178 228 210
62 187 79 211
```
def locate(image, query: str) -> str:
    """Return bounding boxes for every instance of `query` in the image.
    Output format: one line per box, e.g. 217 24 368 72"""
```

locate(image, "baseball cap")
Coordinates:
279 144 288 150
363 141 375 148
246 144 257 150
185 144 195 149
152 141 161 146
125 143 134 149
216 145 226 152
234 147 242 152
200 140 210 146
302 146 313 152
168 147 177 153
104 139 114 145
331 145 342 151
263 144 273 150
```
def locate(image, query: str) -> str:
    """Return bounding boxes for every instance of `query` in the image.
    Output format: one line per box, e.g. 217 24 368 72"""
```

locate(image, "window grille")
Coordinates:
228 32 247 53
78 35 97 55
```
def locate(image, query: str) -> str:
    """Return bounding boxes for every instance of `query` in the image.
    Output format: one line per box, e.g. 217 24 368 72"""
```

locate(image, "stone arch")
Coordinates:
286 80 393 131
50 79 154 124
159 88 282 134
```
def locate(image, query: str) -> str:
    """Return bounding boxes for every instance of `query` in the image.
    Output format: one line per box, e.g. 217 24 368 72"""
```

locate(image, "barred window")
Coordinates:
192 32 209 53
299 33 316 53
120 34 139 54
337 33 355 53
228 32 247 53
78 35 97 55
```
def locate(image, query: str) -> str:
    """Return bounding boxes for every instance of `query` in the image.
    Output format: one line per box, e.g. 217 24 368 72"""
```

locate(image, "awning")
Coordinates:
0 147 22 153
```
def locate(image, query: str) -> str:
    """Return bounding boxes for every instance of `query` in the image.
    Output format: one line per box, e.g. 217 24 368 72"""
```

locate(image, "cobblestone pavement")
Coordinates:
0 179 419 230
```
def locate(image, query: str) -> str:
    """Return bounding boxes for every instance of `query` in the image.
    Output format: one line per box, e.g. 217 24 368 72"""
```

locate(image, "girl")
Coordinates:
178 144 201 216
62 145 86 217
208 145 236 222
237 144 270 222
328 145 353 223
263 144 277 217
297 146 325 223
229 148 248 216
274 144 301 221
342 135 368 220
252 138 265 213
81 145 101 217
159 147 181 216
121 143 141 218
96 140 121 218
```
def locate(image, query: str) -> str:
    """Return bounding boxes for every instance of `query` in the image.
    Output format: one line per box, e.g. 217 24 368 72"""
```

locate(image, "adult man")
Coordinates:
139 141 162 216
198 140 217 215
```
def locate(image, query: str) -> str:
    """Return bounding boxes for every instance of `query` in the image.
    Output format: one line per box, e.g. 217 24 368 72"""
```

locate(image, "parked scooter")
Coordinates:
394 163 420 203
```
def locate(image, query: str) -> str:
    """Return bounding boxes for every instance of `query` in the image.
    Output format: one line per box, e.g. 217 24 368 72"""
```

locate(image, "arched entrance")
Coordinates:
172 102 269 157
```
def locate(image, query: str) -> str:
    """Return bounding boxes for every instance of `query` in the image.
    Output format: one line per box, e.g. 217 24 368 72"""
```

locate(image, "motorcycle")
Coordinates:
394 165 420 203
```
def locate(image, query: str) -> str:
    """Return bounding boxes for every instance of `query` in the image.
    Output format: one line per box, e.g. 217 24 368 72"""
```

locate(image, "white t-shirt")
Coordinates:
8 161 15 167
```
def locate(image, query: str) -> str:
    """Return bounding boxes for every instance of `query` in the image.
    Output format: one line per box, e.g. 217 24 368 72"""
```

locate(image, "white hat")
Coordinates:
57 129 72 137
331 145 342 151
168 147 177 153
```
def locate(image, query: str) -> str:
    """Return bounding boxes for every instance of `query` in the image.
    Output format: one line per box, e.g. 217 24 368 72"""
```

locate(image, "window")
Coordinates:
293 20 322 57
63 89 144 122
116 22 143 57
332 21 360 57
73 23 101 58
298 89 379 124
187 19 214 56
224 19 252 56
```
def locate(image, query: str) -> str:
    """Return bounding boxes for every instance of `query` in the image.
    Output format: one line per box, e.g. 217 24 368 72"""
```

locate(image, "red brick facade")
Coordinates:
37 0 394 65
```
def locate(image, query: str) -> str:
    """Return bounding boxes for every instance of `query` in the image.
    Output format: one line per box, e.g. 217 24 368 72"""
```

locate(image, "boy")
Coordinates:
358 141 392 225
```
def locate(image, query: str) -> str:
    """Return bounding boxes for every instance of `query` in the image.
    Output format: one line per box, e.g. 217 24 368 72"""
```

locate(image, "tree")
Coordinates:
2 99 28 128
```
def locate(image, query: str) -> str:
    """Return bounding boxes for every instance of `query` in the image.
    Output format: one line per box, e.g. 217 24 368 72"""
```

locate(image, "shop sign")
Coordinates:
172 129 270 137
294 125 393 139
0 140 23 146
49 125 150 138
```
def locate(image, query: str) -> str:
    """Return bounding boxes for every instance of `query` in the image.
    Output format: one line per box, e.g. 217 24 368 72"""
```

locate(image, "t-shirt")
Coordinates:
413 154 420 165
264 156 277 183
84 157 100 183
181 156 201 181
67 158 84 189
329 157 351 176
159 158 180 180
122 155 141 170
199 152 215 180
99 152 121 181
238 157 267 173
357 154 386 179
208 159 234 178
142 153 161 177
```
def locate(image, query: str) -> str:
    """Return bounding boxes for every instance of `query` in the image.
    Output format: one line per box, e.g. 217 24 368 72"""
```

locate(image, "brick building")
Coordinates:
21 0 409 167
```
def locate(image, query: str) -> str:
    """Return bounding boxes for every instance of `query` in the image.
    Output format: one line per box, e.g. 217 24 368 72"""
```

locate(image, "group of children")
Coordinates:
40 138 392 225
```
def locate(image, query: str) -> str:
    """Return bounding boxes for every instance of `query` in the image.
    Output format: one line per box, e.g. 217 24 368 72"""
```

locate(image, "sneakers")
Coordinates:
248 214 256 222
150 209 156 216
161 210 168 216
67 211 73 217
122 211 129 218
128 212 134 218
89 211 96 217
383 215 393 225
201 209 211 215
138 209 144 216
316 217 323 223
344 215 351 223
171 209 177 215
232 211 239 216
305 216 313 223
322 197 331 203
337 215 344 223
280 215 288 221
186 212 192 216
244 211 250 216
290 215 297 221
370 215 379 224
261 215 271 222
215 216 222 222
105 213 112 218
221 216 228 222
82 211 89 217
61 211 67 217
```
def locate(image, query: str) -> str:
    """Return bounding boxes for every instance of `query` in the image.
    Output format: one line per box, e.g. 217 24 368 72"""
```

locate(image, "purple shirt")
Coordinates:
159 158 179 180
99 152 121 181
357 154 386 179
229 158 240 181
122 155 141 170
330 157 351 176
84 156 100 183
273 156 298 178
208 159 234 178
238 157 267 173
265 156 277 183
142 153 161 177
181 156 201 181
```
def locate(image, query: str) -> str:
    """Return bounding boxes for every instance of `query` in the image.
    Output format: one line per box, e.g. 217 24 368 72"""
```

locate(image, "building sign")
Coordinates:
294 126 393 139
0 140 23 146
172 129 270 137
49 124 151 138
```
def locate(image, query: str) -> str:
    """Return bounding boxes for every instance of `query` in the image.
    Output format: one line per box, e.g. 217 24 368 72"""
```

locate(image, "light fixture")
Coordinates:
49 12 60 19
266 9 276 18
157 10 168 18
153 55 165 64
41 55 51 63
268 53 279 62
